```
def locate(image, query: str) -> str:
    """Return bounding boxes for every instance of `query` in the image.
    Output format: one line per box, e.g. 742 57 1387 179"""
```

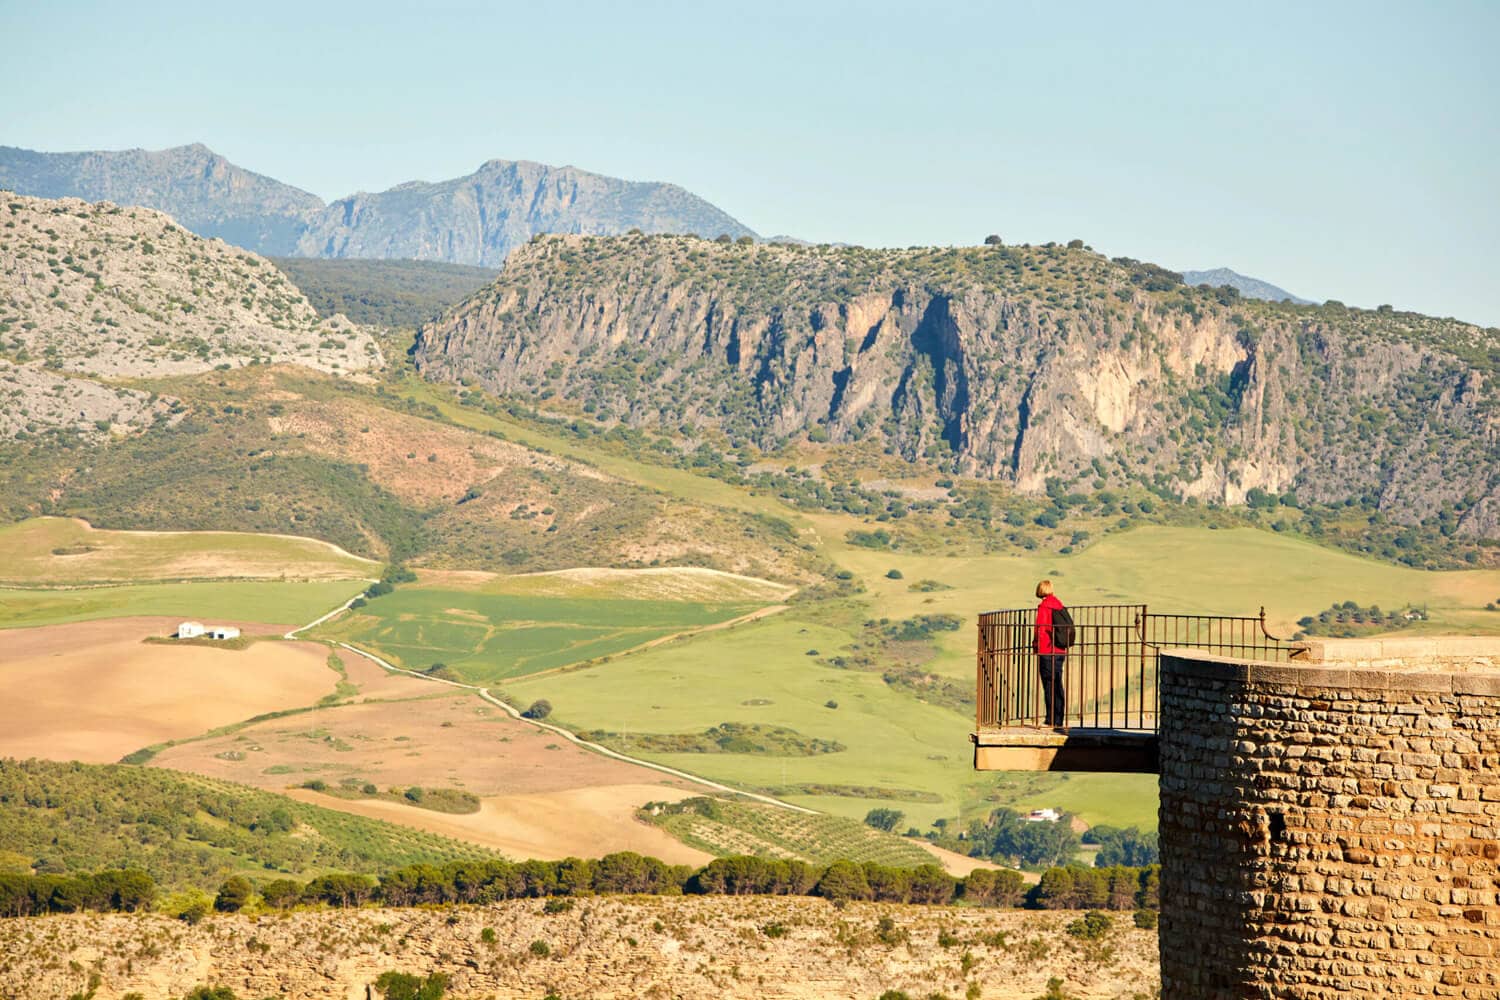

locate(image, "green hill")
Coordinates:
0 758 499 888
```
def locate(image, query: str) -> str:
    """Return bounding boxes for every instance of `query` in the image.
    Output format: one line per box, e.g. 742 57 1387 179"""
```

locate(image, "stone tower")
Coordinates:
1157 638 1500 997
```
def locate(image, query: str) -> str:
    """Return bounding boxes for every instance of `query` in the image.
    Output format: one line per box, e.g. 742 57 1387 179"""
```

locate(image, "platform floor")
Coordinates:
971 726 1160 773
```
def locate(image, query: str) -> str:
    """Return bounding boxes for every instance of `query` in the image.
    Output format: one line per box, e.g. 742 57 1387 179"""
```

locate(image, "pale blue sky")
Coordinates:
3 1 1497 325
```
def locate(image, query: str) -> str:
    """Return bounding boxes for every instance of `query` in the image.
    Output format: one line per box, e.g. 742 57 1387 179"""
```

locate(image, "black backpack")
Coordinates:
1052 606 1076 650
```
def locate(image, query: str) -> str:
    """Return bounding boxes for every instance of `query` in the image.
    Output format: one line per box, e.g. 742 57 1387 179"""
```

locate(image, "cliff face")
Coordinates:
296 159 755 266
0 144 323 255
415 235 1499 535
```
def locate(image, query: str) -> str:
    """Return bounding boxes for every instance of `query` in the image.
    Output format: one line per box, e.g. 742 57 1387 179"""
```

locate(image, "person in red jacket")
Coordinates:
1034 579 1067 728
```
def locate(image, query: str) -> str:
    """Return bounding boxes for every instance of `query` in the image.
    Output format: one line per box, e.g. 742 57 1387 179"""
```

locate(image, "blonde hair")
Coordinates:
1035 579 1054 599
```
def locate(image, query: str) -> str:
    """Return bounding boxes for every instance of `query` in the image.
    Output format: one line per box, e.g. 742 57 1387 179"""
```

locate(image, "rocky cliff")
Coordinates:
415 235 1500 535
295 159 755 266
0 143 323 255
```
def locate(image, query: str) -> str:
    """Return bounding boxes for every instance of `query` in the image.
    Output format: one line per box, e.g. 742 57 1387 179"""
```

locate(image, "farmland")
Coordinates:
0 618 342 762
0 578 366 630
0 516 377 586
641 796 938 868
503 516 1500 835
313 576 774 683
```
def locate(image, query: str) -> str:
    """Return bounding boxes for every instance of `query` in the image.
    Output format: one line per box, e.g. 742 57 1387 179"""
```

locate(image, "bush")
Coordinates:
1066 911 1113 940
213 876 252 912
529 939 551 958
522 699 553 720
181 989 238 1000
885 568 903 579
1133 908 1158 929
373 971 449 1000
864 807 905 832
178 898 211 925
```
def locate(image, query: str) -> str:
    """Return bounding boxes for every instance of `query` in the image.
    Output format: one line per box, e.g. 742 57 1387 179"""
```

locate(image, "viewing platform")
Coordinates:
971 603 1298 773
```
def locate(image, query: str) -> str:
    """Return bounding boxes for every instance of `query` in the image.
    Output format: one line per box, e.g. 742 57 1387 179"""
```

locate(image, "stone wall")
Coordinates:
1158 640 1500 998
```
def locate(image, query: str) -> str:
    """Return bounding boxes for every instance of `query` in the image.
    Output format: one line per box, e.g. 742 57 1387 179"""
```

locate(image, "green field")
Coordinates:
0 579 366 630
505 521 1500 835
314 583 766 683
0 517 378 586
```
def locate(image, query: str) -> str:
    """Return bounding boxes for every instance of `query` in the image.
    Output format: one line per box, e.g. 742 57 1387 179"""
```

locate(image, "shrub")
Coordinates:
864 807 905 832
885 568 903 579
529 939 551 957
181 988 237 1000
1066 911 1113 940
479 927 497 944
213 876 252 912
522 699 553 720
178 898 210 925
1133 908 1158 929
373 971 448 1000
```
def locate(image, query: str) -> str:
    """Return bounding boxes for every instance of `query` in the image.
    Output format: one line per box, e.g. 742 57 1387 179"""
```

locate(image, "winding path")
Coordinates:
286 596 816 814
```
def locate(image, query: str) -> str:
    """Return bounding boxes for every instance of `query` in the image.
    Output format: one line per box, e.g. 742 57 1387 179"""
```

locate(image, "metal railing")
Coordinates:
976 604 1291 732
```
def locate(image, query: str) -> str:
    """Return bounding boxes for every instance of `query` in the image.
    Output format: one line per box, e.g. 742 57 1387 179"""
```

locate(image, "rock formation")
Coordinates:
414 234 1500 535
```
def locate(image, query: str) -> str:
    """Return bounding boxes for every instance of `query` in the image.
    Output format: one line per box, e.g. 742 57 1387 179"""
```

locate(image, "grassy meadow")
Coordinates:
0 517 378 586
0 579 367 630
503 517 1500 834
312 579 768 683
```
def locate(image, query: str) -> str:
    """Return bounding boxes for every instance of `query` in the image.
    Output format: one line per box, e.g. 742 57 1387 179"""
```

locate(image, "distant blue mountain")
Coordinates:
1181 267 1313 305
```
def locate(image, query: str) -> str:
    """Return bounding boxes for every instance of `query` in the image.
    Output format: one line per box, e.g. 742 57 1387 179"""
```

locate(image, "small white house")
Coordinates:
177 621 205 639
209 626 241 640
1023 808 1063 823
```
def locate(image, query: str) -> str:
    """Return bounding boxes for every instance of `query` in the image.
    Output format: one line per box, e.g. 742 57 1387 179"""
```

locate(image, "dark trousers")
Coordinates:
1038 654 1066 726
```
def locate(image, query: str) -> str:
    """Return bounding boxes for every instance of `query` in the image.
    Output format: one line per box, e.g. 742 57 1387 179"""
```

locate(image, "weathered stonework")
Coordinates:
1158 640 1500 998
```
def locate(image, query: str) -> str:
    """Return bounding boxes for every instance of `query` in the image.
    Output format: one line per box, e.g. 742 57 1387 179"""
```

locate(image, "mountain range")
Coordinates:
3 144 1312 305
0 144 756 265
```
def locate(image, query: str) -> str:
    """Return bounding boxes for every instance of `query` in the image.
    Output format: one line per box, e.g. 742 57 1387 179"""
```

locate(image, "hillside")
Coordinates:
0 143 322 254
294 158 756 265
414 234 1500 540
0 192 378 381
0 758 499 887
1181 266 1312 304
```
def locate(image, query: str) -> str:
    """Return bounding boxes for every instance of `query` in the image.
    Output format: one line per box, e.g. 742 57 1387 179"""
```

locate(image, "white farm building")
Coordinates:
176 622 240 640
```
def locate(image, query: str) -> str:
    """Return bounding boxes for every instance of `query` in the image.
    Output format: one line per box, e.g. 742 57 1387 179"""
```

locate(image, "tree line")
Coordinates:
0 853 1159 918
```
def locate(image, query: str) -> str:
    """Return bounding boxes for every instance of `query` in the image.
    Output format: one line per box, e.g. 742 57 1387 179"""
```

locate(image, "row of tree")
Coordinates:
0 854 1160 919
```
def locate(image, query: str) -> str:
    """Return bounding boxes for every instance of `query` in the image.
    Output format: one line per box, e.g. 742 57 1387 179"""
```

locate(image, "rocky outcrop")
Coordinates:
295 159 755 266
0 144 322 255
0 192 379 379
0 362 176 442
0 899 1159 999
415 235 1499 533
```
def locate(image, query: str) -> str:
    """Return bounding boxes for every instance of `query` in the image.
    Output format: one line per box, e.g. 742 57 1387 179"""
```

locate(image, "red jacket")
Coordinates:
1036 594 1066 655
